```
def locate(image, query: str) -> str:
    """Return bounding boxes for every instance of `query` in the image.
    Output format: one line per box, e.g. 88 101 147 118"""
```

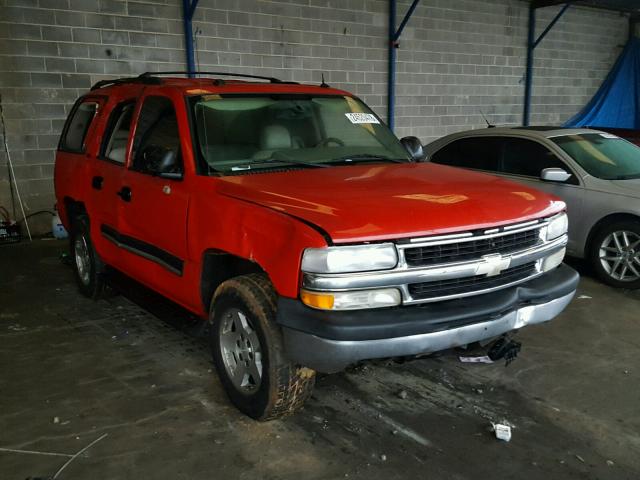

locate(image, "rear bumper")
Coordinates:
277 264 579 373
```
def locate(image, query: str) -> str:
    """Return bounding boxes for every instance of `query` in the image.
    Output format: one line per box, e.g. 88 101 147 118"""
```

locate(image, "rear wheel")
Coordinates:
70 216 107 299
590 220 640 289
209 274 315 420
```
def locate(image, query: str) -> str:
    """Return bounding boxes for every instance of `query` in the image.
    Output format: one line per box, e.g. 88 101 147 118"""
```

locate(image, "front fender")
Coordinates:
188 183 328 299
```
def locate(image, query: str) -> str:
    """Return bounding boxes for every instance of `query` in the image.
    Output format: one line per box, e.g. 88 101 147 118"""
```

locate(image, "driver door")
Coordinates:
117 93 190 287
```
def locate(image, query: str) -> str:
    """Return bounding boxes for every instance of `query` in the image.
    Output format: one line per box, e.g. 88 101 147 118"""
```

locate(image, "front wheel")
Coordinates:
590 220 640 289
209 274 315 420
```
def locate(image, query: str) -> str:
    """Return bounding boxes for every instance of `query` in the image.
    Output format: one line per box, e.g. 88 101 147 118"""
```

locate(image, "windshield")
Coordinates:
551 133 640 180
192 94 409 173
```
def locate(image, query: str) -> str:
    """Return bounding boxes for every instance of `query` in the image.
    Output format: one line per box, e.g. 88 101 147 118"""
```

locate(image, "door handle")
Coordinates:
116 186 132 202
91 176 103 190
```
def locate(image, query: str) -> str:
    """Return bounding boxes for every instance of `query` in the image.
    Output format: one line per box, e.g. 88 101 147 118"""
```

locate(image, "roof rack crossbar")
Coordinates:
138 71 287 83
90 76 162 91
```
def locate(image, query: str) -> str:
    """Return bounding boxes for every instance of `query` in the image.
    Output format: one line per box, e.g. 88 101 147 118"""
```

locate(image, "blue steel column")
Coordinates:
182 0 199 77
523 2 571 126
523 5 536 126
388 0 397 131
387 0 420 132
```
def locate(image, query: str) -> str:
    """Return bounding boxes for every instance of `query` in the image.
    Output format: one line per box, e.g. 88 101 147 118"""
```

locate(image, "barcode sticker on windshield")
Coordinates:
345 113 380 124
600 133 619 139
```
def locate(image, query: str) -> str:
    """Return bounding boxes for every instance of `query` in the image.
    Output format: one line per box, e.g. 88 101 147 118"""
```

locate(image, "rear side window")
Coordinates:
431 137 501 171
100 101 135 164
60 101 98 153
501 138 571 178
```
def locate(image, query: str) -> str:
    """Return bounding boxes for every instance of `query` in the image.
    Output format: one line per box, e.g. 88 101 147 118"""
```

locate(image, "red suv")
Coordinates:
55 72 579 420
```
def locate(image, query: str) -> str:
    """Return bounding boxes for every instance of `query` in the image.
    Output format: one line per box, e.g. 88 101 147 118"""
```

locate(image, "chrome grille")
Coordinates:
408 262 538 300
404 228 541 267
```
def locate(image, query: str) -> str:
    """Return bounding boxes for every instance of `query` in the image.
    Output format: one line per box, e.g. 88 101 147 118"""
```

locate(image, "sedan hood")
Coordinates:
607 178 640 198
216 163 564 243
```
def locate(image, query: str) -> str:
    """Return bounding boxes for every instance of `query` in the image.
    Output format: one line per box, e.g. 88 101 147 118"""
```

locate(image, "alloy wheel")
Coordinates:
74 235 91 286
219 308 263 393
599 230 640 282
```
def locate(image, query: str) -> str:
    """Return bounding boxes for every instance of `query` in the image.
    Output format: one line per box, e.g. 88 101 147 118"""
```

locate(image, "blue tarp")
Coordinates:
565 37 640 129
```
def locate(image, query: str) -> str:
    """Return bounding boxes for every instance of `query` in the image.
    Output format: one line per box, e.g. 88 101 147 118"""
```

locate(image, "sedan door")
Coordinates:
497 137 583 254
430 136 584 255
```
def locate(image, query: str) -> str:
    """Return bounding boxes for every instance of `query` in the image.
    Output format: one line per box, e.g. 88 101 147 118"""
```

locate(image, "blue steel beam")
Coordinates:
533 2 572 48
388 0 421 131
523 2 571 126
182 0 200 77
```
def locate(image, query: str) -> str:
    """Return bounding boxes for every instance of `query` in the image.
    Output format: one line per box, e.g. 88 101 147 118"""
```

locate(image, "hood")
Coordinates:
607 178 640 198
216 163 565 243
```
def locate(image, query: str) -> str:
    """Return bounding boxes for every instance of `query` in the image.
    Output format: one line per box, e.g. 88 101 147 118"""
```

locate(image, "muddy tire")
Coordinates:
589 220 640 289
209 273 315 420
70 216 107 299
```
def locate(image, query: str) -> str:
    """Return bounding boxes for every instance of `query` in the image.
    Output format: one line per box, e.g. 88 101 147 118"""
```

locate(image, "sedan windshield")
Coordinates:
551 133 640 180
191 94 409 173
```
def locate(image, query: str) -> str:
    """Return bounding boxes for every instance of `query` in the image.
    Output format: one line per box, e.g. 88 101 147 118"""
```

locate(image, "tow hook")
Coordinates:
488 335 522 366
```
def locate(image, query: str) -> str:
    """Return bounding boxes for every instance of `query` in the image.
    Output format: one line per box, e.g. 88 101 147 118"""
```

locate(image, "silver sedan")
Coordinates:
424 127 640 288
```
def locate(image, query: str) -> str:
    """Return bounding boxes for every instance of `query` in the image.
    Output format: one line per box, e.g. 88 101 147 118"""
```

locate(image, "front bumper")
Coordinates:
277 264 579 373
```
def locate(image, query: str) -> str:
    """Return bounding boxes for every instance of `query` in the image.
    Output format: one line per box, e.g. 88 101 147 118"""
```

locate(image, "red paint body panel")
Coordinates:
54 77 565 319
216 162 565 243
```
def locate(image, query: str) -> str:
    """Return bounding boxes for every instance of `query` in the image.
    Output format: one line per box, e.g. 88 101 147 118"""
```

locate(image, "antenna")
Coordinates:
320 73 329 88
479 110 495 128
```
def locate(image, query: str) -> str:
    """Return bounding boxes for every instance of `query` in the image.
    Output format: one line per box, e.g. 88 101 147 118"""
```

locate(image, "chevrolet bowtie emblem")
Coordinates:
477 253 511 277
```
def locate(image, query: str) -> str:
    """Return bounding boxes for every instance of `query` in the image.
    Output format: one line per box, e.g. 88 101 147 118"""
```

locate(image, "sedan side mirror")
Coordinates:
400 136 425 162
541 168 571 183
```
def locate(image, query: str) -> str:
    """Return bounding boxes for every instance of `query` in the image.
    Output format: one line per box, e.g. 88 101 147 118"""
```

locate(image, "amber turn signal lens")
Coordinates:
300 290 335 310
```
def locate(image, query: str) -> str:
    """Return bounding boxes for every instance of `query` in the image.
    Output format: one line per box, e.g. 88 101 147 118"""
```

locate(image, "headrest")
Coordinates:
260 125 292 150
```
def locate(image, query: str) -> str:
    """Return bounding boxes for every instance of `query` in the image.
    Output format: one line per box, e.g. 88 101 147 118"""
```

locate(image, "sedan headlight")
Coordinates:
301 243 398 274
546 212 568 241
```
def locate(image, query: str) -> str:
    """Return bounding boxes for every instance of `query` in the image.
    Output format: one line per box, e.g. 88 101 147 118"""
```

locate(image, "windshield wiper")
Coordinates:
232 156 329 171
326 154 408 164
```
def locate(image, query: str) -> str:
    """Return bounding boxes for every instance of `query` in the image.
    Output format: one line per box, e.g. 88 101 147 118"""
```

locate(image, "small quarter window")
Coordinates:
61 101 98 153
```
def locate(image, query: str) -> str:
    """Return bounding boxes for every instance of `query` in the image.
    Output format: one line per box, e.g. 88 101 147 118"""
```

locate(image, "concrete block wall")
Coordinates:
0 0 629 234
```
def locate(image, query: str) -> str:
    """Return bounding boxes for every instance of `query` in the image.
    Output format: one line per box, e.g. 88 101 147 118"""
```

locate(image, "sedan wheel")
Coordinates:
591 220 640 289
598 230 640 282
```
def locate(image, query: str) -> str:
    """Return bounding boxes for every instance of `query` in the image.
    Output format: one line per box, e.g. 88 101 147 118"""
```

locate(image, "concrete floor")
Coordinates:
1 239 639 480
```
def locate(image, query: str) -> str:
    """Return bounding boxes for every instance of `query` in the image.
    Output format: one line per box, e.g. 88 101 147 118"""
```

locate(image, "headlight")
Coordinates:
546 212 568 241
300 288 402 310
301 243 398 273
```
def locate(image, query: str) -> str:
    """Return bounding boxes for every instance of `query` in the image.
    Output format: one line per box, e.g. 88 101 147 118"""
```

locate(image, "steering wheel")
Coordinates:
316 137 345 147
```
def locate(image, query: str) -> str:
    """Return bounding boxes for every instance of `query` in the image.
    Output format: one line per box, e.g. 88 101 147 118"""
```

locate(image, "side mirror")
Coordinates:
400 136 425 162
540 168 571 183
141 145 182 179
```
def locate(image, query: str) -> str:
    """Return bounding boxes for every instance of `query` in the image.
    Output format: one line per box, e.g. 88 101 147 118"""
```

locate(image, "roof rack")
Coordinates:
139 71 294 84
90 75 162 91
90 71 298 91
